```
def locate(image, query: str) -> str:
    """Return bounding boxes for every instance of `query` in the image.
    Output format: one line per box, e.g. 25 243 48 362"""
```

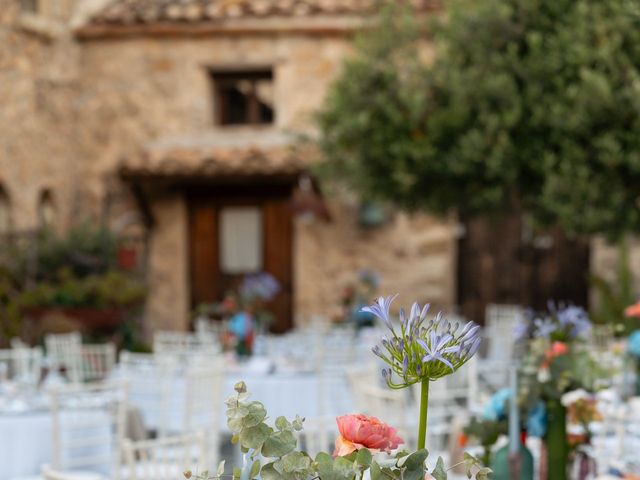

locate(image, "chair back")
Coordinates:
45 332 83 382
77 343 117 383
118 351 178 438
153 330 219 355
484 304 523 362
49 381 128 479
0 346 43 386
183 358 225 467
122 432 207 480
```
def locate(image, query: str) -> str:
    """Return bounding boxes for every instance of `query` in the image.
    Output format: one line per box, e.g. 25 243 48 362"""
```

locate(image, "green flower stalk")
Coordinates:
364 295 482 450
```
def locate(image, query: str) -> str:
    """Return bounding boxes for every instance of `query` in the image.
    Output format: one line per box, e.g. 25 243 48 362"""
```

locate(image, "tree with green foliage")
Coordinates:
319 0 640 238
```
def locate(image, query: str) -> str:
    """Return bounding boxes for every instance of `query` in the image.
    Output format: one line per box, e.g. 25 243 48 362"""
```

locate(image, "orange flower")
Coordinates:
625 301 640 318
333 414 404 457
547 341 568 359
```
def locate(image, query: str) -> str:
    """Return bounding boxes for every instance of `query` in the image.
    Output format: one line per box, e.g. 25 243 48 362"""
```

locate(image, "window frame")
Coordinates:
209 68 274 126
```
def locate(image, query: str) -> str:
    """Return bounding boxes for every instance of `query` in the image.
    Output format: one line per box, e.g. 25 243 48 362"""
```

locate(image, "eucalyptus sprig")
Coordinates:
184 381 491 480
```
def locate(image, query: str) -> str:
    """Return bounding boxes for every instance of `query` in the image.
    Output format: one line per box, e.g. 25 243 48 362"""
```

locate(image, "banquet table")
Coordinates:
123 357 354 433
0 407 112 480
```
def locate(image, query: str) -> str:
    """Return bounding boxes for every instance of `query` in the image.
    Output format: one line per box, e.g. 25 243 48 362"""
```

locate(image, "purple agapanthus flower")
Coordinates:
418 332 460 371
240 272 280 302
361 294 398 329
556 305 591 338
364 294 482 388
534 318 558 339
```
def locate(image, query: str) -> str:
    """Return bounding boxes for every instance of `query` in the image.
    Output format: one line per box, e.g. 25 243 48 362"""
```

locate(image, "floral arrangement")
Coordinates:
561 389 601 446
514 301 591 343
186 295 491 480
515 302 606 480
336 269 380 329
196 272 280 356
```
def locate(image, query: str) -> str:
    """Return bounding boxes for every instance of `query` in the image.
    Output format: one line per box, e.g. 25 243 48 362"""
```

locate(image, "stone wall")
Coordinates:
0 2 82 232
294 198 458 323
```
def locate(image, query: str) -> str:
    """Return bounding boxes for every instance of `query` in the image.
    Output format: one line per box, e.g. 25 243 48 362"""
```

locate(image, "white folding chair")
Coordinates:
153 331 220 356
183 358 225 468
0 346 43 386
121 431 207 480
45 332 83 383
76 344 117 383
477 304 523 391
49 381 128 480
42 465 101 480
118 351 178 438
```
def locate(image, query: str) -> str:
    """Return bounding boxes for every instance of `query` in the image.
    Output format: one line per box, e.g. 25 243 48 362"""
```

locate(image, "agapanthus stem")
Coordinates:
417 378 430 450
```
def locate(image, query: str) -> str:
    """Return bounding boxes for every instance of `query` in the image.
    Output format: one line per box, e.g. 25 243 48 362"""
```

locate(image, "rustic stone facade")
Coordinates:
0 0 459 334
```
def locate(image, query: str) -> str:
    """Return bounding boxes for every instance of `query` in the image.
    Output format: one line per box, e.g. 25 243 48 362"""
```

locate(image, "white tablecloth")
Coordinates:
0 409 111 480
125 360 354 433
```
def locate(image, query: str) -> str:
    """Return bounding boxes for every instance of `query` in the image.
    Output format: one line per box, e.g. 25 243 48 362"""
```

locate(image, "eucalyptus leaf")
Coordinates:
431 456 447 480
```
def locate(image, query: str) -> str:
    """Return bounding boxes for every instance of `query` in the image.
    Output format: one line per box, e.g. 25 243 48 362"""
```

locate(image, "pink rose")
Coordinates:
333 414 404 457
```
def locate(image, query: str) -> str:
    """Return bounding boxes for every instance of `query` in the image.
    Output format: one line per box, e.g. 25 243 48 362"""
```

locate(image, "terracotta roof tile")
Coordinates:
87 0 437 27
119 131 319 179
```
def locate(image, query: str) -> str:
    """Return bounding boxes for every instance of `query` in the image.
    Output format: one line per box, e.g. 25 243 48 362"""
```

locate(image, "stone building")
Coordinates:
1 0 627 336
2 0 458 335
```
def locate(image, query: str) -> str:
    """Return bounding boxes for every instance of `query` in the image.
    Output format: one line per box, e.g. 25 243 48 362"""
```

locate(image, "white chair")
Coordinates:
118 351 178 438
48 381 128 480
0 346 43 386
153 331 220 356
121 432 207 480
477 304 523 391
183 359 225 468
45 332 84 383
45 333 117 384
42 465 102 480
76 344 117 383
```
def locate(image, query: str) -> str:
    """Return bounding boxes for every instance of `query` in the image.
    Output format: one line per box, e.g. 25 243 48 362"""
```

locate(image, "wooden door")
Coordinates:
457 212 590 324
189 186 293 332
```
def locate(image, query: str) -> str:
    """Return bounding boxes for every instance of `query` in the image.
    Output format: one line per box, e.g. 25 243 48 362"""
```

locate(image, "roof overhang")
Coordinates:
118 129 320 185
76 15 369 40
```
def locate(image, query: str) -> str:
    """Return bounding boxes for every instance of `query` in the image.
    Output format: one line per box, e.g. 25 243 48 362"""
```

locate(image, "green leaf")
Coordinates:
249 460 261 479
431 456 447 480
275 416 291 431
239 423 272 450
355 448 373 467
401 448 429 480
262 430 297 457
476 467 492 480
260 463 281 480
370 461 382 480
275 451 312 474
242 402 268 428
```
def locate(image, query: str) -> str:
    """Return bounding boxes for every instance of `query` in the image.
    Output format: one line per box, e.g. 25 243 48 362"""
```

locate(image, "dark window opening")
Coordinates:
210 70 274 126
